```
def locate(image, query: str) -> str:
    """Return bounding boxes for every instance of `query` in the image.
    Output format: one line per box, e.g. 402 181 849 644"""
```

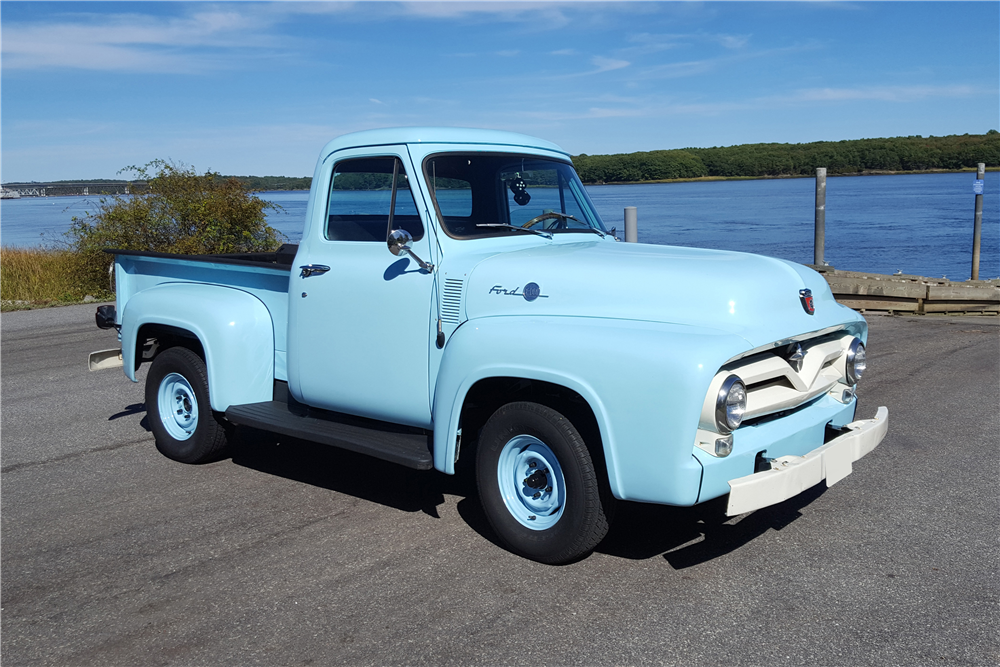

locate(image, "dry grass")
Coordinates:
1 246 111 310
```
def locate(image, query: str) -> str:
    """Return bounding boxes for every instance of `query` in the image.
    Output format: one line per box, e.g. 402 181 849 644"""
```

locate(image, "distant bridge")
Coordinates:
1 181 146 198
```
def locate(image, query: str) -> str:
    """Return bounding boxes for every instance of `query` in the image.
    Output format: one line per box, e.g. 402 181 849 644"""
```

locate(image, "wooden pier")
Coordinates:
809 266 1000 315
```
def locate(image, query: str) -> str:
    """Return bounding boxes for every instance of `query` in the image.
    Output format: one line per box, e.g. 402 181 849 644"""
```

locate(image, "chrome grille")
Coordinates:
699 332 857 432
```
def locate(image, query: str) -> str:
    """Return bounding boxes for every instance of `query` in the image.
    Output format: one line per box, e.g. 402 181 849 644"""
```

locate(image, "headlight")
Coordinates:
845 338 866 385
715 375 747 434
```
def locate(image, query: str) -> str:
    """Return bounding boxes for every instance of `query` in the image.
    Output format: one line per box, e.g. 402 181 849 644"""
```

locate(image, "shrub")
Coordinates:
67 160 284 289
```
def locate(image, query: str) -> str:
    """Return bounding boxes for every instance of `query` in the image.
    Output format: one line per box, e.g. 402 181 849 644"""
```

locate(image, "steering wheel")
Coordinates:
521 212 577 230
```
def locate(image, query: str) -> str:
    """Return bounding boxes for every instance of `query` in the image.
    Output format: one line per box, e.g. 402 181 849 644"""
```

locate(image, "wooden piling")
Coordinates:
624 206 638 243
814 168 826 266
971 163 985 281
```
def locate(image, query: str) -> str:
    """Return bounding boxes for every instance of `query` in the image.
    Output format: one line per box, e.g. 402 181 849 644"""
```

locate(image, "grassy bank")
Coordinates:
1 246 113 311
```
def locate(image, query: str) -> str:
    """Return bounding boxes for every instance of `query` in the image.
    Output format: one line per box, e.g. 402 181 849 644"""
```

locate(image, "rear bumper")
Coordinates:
725 406 888 516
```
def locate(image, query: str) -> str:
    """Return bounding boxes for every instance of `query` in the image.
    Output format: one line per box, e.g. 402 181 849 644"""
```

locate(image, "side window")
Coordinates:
326 157 424 242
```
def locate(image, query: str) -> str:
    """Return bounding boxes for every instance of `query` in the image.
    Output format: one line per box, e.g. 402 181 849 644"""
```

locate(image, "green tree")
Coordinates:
67 160 284 290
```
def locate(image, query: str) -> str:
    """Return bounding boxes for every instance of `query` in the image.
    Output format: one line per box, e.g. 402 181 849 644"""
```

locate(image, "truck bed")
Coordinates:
111 245 296 379
108 243 299 270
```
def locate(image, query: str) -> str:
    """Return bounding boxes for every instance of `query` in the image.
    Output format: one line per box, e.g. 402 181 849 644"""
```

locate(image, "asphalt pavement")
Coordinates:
2 303 997 666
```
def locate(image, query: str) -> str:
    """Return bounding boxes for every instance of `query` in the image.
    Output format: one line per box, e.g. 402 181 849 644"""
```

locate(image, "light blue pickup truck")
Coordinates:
94 128 888 563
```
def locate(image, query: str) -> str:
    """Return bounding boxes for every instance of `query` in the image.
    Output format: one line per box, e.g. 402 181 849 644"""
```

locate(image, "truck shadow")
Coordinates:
595 485 827 567
229 424 827 567
230 425 476 519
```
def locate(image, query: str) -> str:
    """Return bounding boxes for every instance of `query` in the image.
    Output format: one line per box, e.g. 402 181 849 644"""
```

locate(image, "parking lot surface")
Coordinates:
2 304 997 666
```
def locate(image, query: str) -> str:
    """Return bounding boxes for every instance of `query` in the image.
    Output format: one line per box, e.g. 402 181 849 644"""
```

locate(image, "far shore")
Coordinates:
584 166 999 186
3 166 996 196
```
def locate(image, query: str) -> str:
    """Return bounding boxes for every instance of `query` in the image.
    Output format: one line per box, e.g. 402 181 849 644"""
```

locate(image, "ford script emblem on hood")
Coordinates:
799 288 815 315
489 283 548 302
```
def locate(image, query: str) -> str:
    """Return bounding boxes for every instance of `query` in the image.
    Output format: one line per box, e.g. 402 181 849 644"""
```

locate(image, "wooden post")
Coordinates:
814 168 826 266
624 206 638 243
971 163 985 281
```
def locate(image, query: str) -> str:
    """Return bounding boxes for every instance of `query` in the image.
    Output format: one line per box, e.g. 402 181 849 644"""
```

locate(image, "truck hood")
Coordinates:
462 240 860 349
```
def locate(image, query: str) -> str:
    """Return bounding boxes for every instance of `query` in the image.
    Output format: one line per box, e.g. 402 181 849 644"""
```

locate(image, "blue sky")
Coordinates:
2 1 998 181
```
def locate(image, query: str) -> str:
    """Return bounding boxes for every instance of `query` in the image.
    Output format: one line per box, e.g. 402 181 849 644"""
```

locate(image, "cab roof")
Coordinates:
319 127 569 158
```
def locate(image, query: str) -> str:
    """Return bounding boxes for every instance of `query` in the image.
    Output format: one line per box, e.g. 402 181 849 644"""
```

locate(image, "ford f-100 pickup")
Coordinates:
93 127 888 563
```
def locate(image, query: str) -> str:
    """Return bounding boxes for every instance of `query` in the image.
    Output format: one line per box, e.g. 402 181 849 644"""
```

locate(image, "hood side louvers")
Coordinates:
442 279 465 325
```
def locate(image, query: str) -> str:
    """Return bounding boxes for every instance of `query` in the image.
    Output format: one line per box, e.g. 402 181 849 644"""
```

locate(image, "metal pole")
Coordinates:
814 168 826 266
971 163 984 281
624 206 638 243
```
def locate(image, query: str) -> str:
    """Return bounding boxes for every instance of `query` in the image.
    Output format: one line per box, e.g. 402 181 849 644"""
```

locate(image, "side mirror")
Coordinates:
388 228 413 256
387 229 434 272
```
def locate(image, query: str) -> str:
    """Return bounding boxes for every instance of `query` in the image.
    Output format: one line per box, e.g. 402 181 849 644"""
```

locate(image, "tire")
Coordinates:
145 346 230 464
476 401 612 564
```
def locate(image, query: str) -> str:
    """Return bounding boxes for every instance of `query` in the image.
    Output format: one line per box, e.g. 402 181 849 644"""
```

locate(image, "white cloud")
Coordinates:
623 31 751 56
1 9 285 72
788 85 982 103
398 2 572 27
716 34 750 50
590 56 630 74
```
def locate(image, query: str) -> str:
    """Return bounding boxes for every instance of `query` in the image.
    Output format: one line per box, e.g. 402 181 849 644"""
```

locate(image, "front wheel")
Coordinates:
145 346 230 464
476 402 612 564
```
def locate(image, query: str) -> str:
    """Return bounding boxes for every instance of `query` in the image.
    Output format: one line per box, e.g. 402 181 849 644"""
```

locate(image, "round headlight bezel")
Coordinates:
845 338 866 386
715 375 747 434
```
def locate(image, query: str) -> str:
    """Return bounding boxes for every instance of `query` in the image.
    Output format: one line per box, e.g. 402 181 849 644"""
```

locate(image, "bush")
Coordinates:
67 160 284 290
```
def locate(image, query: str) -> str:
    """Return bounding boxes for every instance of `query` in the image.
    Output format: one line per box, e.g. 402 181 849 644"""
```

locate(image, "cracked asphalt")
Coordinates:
2 303 997 666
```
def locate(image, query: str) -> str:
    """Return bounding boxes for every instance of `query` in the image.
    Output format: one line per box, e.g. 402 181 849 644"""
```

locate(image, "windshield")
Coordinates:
423 153 607 239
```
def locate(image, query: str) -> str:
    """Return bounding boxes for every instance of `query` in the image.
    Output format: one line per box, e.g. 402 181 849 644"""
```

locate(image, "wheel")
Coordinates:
476 402 612 564
145 346 230 464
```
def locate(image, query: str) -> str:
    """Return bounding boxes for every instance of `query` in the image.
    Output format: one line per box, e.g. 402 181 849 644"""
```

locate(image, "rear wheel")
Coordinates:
145 347 230 463
476 402 612 564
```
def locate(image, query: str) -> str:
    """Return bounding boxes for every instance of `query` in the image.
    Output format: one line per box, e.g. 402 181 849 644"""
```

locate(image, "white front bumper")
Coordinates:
726 406 889 516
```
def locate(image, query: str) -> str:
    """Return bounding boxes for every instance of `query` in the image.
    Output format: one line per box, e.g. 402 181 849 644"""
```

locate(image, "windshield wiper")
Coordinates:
521 212 606 238
476 223 552 239
579 226 606 239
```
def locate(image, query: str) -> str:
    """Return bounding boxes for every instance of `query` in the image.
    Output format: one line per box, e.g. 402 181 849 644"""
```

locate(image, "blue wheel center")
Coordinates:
158 372 199 441
497 435 565 530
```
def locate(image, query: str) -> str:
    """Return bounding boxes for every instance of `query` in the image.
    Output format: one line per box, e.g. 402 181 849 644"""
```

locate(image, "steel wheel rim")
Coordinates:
497 435 565 530
158 372 198 441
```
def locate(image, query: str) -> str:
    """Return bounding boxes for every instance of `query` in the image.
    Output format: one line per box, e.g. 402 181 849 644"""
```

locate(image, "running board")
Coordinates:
225 401 434 470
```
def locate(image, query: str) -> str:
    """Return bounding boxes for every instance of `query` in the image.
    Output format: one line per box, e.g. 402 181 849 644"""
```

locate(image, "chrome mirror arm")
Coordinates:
387 229 434 272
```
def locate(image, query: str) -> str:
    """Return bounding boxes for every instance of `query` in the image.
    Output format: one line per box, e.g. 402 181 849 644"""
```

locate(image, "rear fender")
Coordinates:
121 282 275 412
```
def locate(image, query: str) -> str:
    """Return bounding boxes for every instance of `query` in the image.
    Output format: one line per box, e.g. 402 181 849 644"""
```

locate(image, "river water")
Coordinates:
3 172 997 280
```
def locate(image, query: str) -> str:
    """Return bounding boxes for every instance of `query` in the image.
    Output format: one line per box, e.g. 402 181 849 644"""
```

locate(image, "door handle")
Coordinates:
300 264 330 277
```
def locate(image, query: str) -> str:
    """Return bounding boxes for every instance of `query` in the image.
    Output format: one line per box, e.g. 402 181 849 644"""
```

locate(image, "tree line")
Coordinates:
27 132 998 193
571 131 999 184
228 175 312 191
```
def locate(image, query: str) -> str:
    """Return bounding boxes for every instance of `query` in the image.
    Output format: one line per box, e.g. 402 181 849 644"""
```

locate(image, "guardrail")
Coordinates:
809 266 1000 315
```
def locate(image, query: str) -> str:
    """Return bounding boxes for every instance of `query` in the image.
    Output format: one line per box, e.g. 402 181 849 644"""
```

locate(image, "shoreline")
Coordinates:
582 166 999 186
4 167 997 195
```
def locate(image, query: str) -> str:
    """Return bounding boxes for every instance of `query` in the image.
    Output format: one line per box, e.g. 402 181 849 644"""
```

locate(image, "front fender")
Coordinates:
431 316 752 505
121 282 275 412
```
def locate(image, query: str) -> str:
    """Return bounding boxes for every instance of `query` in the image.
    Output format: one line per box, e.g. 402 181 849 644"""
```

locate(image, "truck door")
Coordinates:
288 149 435 428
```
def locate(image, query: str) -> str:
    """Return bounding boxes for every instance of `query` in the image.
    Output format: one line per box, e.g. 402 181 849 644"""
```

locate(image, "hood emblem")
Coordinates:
799 289 815 315
489 283 548 302
786 344 805 372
